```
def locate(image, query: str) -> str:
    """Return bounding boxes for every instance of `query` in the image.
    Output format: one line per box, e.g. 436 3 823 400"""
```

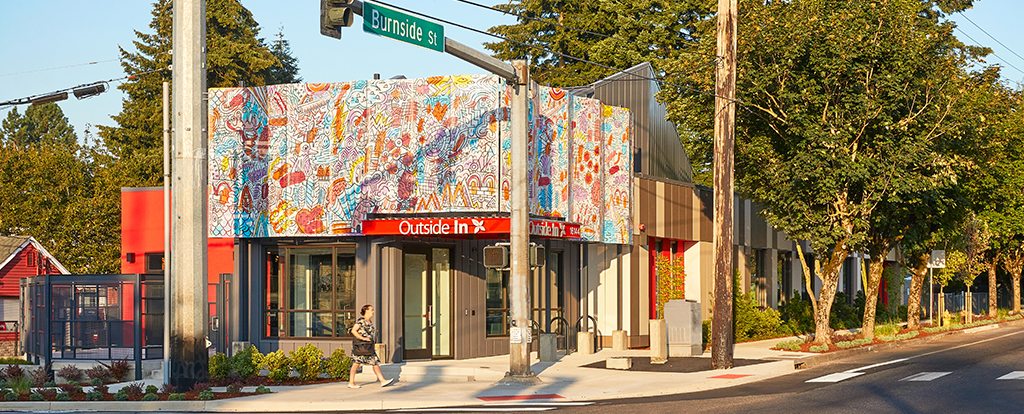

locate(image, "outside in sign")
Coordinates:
363 1 445 53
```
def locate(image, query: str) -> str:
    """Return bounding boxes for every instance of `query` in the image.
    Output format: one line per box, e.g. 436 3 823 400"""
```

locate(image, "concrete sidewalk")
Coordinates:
0 339 809 412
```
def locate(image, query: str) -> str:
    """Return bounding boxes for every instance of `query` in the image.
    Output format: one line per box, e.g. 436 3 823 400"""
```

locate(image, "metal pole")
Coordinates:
711 0 737 370
170 0 209 391
501 60 539 384
162 81 171 385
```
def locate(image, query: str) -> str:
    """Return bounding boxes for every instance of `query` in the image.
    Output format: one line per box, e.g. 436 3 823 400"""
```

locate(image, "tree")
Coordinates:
666 0 978 344
264 27 302 85
1 103 76 147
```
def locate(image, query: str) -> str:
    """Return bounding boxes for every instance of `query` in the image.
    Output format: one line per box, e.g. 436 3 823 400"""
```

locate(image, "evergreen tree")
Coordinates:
264 27 302 85
1 103 76 147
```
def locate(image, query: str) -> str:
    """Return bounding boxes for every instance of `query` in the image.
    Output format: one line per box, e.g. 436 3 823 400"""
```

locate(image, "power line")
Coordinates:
0 59 120 78
954 27 1024 76
451 0 719 59
372 1 740 105
0 66 169 108
958 14 1024 68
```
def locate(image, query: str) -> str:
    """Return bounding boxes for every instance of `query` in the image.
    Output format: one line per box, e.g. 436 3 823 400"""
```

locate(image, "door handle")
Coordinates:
211 316 219 332
426 305 435 328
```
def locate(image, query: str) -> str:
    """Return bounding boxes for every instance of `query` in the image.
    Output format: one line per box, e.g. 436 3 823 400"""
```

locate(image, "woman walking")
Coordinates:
349 304 395 388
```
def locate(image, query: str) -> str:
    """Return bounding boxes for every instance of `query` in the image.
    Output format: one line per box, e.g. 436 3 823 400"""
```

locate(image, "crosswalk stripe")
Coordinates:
390 409 556 412
997 371 1024 380
806 372 864 383
900 372 951 382
487 402 595 406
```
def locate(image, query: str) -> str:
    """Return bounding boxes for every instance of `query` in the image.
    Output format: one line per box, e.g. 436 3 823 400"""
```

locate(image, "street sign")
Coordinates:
928 250 946 268
362 1 445 53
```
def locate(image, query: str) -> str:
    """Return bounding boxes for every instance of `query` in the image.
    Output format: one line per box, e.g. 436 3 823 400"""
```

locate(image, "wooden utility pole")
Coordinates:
711 0 737 370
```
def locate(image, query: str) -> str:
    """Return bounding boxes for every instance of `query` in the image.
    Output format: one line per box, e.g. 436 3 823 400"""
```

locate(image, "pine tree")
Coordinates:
264 27 302 85
1 103 77 147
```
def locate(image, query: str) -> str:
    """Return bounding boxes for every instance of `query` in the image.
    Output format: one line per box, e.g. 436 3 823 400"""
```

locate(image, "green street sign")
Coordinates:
362 1 445 53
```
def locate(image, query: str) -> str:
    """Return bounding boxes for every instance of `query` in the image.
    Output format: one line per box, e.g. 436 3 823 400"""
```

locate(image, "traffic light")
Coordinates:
321 0 355 39
483 245 508 269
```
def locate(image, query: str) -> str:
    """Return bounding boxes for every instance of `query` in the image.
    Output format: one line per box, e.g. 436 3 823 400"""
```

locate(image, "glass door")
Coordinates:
403 247 452 360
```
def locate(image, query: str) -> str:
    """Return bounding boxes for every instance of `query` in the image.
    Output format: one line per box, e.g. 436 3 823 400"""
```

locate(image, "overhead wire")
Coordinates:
0 66 169 108
957 13 1024 68
954 27 1024 76
0 59 120 78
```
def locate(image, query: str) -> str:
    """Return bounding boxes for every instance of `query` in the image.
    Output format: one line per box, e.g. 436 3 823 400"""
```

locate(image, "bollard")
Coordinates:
612 330 628 350
650 319 668 364
539 333 558 361
577 331 595 355
605 357 631 370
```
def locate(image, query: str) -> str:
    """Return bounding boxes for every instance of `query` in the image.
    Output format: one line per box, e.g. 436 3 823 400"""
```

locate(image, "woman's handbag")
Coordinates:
352 338 375 356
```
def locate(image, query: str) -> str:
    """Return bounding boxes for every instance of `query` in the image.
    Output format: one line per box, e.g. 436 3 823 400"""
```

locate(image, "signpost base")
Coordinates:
495 373 543 386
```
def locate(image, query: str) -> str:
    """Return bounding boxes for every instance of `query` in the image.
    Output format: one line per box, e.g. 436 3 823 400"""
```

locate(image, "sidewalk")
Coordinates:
2 339 807 412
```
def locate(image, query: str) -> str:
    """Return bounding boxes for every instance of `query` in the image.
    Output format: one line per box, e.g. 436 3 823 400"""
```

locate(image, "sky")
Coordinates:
0 0 1022 140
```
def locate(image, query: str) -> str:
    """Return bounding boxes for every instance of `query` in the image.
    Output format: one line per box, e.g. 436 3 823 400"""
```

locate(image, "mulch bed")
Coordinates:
3 391 258 401
777 315 1007 353
582 357 770 373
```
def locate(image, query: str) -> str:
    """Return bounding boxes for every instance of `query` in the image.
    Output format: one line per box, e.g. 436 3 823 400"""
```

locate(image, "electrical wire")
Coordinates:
958 14 1024 68
0 66 169 108
451 0 719 59
954 27 1024 76
0 59 120 78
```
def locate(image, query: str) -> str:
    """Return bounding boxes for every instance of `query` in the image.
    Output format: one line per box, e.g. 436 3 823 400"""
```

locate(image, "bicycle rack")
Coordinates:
549 316 571 354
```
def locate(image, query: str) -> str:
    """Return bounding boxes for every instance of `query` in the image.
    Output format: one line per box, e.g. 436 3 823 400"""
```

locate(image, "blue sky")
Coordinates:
0 0 1021 140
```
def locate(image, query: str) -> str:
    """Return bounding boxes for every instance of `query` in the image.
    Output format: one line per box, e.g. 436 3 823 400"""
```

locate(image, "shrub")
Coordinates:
168 392 185 401
198 389 215 400
85 366 109 382
0 358 31 365
9 376 32 395
145 384 159 394
190 382 211 393
89 377 102 386
732 273 784 342
122 381 145 399
94 383 109 395
289 344 325 381
4 392 16 401
4 364 25 381
43 381 55 387
142 392 159 401
874 324 900 337
29 392 43 401
56 392 71 401
325 348 353 380
28 364 51 387
230 345 263 379
58 381 81 394
835 338 873 349
774 339 805 351
57 365 83 383
99 357 131 382
39 388 57 400
702 319 712 349
209 353 230 380
809 344 829 353
255 384 272 394
262 351 291 382
160 383 176 394
226 383 242 393
86 390 103 401
114 390 129 401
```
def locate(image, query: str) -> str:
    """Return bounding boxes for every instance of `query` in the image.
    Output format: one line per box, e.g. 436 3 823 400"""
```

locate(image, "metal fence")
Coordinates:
21 274 163 379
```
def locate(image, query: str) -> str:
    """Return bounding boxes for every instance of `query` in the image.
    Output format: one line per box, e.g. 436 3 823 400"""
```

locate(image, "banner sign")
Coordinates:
362 217 581 239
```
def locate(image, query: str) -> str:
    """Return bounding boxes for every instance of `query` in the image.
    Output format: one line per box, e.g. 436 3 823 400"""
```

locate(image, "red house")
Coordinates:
0 235 69 325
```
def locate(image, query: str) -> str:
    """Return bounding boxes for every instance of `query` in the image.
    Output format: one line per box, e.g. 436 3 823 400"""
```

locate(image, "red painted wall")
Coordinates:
120 188 234 281
0 243 59 297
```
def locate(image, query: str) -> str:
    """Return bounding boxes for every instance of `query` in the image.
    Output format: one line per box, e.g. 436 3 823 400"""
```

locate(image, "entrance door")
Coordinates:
403 247 452 360
206 273 231 355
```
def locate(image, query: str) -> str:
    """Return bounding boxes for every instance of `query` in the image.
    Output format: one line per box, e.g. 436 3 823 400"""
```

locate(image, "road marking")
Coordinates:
391 408 555 412
900 372 951 382
806 372 865 383
477 394 565 402
486 402 595 406
843 358 910 373
996 371 1024 380
709 374 752 379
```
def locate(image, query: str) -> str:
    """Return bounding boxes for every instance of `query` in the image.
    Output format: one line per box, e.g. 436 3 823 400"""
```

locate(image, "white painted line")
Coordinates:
843 358 910 373
487 402 595 406
806 372 865 383
996 371 1024 380
900 372 951 382
390 409 556 412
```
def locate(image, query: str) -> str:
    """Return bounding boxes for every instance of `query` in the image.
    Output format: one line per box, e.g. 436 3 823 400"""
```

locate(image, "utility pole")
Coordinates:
170 0 210 390
711 0 737 370
162 81 171 386
503 59 539 384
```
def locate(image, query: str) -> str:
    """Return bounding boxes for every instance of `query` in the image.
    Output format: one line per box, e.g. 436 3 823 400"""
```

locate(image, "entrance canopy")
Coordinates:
208 75 632 244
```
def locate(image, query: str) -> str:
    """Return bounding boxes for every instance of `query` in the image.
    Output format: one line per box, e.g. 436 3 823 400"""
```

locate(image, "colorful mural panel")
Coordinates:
209 75 632 244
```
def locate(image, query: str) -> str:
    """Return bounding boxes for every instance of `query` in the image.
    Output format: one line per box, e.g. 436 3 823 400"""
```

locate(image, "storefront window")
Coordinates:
485 268 508 336
265 245 357 338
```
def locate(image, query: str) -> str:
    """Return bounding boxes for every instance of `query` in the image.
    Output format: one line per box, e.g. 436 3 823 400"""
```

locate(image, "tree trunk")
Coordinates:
861 255 886 340
1014 276 1021 315
989 264 998 317
1000 250 1023 315
906 253 929 330
806 245 848 345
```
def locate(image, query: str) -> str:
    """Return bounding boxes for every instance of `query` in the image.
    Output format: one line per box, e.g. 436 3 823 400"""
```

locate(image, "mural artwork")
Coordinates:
209 75 631 244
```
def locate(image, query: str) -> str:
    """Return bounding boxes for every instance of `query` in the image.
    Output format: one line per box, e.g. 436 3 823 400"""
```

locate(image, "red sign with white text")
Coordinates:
361 218 581 239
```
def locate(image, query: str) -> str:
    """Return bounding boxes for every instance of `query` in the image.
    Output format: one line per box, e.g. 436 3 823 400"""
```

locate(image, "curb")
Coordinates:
793 316 1024 370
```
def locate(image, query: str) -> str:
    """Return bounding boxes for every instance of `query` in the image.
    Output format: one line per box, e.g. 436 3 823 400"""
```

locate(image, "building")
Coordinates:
0 235 68 320
122 65 831 361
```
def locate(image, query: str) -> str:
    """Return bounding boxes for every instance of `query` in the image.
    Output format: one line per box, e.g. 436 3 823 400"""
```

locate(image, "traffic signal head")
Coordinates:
483 245 508 269
530 244 545 268
321 0 355 39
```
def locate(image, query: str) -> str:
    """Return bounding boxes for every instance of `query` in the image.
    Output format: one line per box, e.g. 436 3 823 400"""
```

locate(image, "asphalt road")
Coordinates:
555 323 1024 414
